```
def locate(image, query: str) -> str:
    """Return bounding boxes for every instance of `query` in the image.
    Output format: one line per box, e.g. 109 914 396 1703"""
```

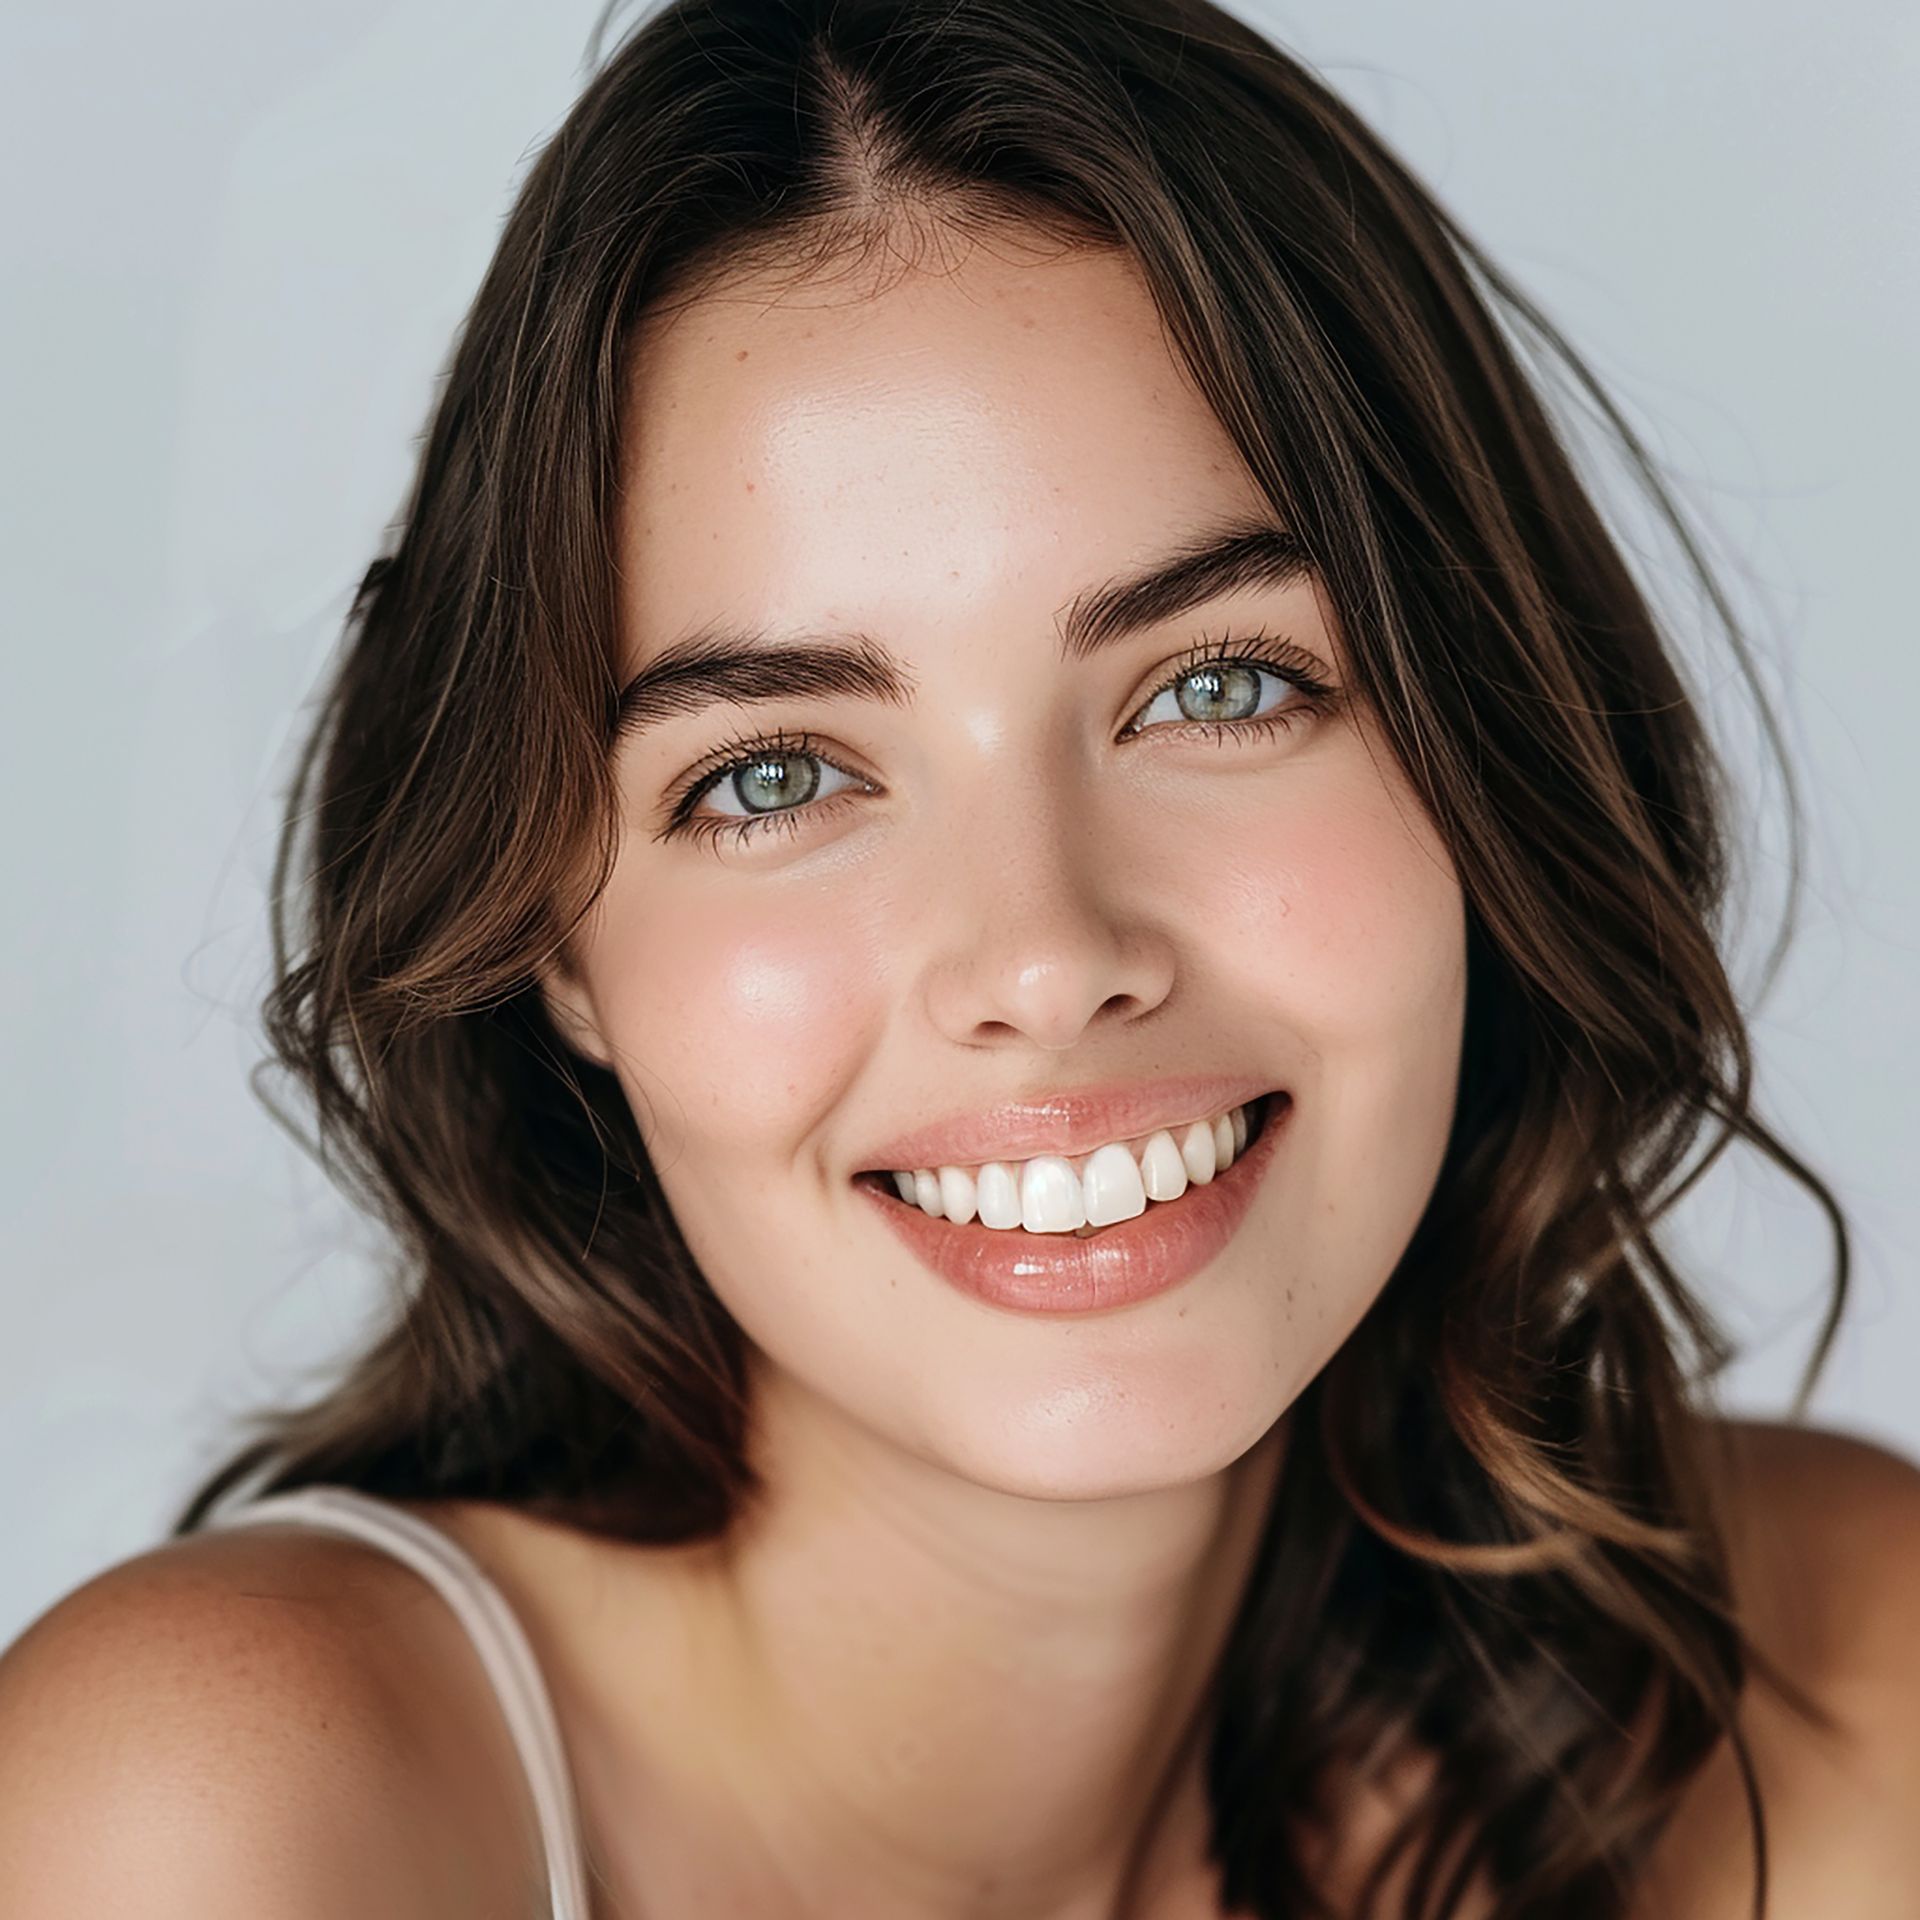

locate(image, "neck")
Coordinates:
641 1368 1290 1920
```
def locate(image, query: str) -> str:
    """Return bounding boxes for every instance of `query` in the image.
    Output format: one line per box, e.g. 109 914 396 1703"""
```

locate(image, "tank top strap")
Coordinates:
206 1484 592 1920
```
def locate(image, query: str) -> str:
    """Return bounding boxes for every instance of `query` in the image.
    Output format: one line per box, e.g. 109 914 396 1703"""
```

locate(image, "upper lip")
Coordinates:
858 1074 1286 1173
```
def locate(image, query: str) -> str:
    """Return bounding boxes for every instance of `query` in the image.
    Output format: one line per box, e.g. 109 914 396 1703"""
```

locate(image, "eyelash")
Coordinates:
656 630 1341 850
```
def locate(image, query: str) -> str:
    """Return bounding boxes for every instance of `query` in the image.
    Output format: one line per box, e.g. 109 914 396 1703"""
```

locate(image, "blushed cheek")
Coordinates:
585 882 881 1169
1189 756 1465 1046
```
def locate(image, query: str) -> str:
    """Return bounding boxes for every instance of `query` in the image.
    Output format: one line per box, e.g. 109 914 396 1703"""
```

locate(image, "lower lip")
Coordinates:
854 1094 1291 1317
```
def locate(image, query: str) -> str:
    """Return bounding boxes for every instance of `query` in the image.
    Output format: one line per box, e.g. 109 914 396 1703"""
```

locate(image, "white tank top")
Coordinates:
207 1484 593 1920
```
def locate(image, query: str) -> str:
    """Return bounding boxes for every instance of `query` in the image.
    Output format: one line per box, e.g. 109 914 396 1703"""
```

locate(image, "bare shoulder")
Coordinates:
0 1520 539 1918
1703 1415 1920 1697
1634 1414 1920 1917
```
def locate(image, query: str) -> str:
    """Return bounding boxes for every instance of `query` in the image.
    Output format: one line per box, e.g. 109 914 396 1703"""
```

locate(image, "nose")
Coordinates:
917 786 1177 1052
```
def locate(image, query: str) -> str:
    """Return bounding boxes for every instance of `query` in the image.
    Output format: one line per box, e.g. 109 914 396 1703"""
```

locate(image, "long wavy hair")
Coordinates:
175 1 1849 1913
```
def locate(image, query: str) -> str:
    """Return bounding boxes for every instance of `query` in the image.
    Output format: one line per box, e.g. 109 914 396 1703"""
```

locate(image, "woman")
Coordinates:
2 0 1914 1913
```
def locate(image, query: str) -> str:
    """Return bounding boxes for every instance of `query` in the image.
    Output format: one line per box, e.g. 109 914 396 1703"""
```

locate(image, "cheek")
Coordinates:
1189 744 1468 1344
1191 747 1466 1052
582 877 882 1165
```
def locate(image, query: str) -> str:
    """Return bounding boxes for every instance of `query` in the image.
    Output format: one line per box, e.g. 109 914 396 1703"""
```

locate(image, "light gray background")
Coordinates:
3 0 1914 1645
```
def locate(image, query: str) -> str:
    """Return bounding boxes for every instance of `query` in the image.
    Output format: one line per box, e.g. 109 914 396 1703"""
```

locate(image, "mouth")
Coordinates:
850 1090 1291 1316
854 1090 1285 1238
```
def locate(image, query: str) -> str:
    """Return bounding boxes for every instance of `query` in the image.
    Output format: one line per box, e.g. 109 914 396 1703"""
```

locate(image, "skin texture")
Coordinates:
533 226 1471 1919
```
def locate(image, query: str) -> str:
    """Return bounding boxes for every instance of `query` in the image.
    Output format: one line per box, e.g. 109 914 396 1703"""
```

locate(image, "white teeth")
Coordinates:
1082 1141 1148 1227
887 1099 1272 1236
975 1160 1022 1229
1179 1119 1217 1185
1020 1156 1087 1233
937 1163 977 1225
1139 1130 1189 1202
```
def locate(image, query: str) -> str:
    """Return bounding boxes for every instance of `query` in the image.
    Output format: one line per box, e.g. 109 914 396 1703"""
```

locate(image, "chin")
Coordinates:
913 1379 1291 1504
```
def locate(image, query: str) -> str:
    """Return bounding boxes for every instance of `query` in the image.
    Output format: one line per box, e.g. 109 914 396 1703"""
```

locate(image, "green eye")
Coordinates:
661 728 871 849
1123 632 1337 739
1131 660 1276 728
711 751 841 817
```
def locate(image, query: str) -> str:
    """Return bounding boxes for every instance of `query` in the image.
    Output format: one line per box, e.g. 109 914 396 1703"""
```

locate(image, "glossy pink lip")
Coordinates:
855 1092 1292 1317
858 1073 1284 1173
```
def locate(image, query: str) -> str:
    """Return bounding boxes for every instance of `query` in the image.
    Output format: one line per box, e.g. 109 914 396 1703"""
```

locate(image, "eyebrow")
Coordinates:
609 518 1315 745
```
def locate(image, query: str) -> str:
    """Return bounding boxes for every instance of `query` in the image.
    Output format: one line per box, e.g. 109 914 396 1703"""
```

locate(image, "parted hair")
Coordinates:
176 3 1848 1914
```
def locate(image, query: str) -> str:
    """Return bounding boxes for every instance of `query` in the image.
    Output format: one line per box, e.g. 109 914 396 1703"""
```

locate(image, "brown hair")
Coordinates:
175 2 1848 1913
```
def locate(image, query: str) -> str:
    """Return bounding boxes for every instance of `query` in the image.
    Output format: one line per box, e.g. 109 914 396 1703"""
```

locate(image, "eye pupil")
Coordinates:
1177 663 1261 723
735 754 818 812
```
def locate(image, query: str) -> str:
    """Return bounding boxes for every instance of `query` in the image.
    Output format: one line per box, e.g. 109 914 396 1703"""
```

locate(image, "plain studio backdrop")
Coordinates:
1 0 1914 1644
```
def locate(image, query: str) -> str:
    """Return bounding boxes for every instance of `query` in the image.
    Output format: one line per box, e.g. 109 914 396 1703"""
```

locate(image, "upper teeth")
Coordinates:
886 1100 1257 1235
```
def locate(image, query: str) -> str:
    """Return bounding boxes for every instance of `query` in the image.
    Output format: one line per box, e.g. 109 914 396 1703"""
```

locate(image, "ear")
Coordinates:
534 951 617 1071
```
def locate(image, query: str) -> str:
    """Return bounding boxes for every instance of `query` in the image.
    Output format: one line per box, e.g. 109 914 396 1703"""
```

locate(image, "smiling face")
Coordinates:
543 229 1468 1501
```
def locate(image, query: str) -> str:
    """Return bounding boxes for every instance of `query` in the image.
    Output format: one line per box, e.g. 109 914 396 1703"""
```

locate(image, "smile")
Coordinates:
853 1092 1291 1317
869 1094 1267 1237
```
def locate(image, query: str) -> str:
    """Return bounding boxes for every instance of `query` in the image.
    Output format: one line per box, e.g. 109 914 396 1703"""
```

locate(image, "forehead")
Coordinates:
613 237 1276 667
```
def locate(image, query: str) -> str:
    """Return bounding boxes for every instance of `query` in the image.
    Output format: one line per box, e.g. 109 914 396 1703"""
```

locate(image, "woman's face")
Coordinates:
547 232 1467 1500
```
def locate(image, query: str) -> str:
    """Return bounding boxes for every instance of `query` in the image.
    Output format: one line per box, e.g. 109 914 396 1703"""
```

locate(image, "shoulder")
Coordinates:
0 1518 539 1918
1706 1415 1920 1687
1635 1415 1920 1917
